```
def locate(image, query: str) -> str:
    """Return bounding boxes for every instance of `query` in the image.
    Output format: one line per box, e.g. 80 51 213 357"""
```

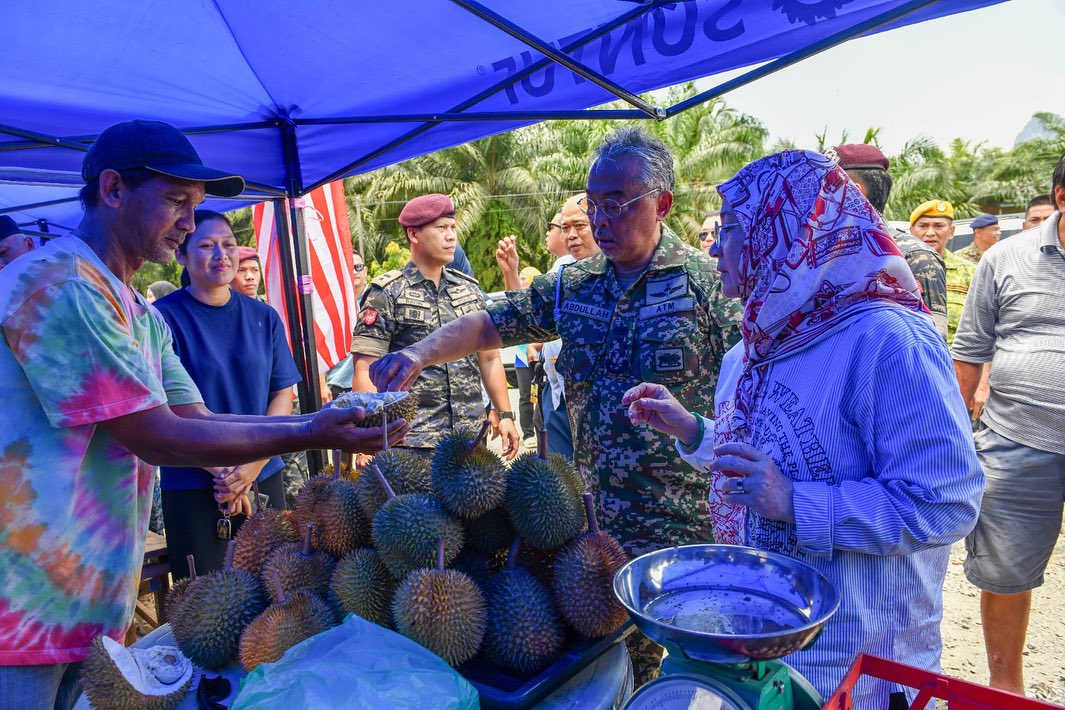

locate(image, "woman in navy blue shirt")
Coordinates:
155 210 301 579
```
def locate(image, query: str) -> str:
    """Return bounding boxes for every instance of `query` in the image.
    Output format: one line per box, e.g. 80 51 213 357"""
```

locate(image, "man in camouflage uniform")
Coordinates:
369 128 742 684
909 199 976 347
831 144 949 338
955 214 1000 264
351 193 519 459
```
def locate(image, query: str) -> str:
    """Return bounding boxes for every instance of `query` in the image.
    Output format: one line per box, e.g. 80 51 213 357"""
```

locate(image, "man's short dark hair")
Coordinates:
177 209 233 255
1027 194 1053 215
1050 151 1065 204
77 168 157 210
846 167 893 214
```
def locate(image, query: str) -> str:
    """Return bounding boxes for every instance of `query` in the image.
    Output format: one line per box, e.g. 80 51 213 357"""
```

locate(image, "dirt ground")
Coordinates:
940 529 1065 706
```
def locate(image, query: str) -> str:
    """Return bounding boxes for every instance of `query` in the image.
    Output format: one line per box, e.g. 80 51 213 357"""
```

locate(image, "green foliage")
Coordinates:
368 241 410 280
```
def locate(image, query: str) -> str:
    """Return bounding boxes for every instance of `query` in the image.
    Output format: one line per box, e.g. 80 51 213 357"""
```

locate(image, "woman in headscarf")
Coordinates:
623 150 982 705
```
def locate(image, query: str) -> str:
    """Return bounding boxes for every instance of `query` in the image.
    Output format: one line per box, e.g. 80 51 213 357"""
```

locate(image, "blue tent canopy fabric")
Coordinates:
0 0 1003 418
1 0 1001 228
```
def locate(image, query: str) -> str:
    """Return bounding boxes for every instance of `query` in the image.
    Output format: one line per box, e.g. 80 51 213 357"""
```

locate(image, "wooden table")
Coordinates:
126 531 170 642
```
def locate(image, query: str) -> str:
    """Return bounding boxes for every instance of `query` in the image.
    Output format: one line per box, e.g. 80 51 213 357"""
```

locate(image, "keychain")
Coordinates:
216 510 232 540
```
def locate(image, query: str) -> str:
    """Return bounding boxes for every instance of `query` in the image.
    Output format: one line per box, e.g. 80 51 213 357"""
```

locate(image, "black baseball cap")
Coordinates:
82 120 245 197
0 215 21 240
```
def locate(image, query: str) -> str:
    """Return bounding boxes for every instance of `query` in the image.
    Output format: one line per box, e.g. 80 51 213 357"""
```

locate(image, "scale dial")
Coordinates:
622 674 751 710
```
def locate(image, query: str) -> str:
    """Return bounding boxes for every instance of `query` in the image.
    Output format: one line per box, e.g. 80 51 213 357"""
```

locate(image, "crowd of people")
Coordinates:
0 117 1061 709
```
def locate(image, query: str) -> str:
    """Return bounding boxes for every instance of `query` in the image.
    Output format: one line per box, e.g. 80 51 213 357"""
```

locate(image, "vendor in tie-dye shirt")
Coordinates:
0 120 409 709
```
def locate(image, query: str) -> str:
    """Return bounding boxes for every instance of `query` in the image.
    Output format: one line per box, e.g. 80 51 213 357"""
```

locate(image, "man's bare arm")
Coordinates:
477 348 520 460
370 310 503 392
953 359 985 410
352 354 378 393
100 402 409 467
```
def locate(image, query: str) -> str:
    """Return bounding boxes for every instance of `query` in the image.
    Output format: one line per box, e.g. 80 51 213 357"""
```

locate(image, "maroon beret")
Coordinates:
398 193 455 228
829 143 889 171
236 246 259 263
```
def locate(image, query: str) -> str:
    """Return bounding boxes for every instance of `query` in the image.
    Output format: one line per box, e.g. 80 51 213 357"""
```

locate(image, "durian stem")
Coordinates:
536 428 548 461
186 554 197 581
583 492 599 535
370 465 396 500
471 418 492 451
507 537 521 569
383 411 389 452
332 449 342 480
223 540 236 570
435 538 445 571
252 480 260 503
302 524 313 557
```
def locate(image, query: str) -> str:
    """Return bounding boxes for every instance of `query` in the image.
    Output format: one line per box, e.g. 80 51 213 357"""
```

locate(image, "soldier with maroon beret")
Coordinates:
349 194 520 459
828 143 949 338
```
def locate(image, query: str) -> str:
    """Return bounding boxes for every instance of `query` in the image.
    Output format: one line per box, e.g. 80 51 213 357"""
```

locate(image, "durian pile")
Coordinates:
156 420 630 685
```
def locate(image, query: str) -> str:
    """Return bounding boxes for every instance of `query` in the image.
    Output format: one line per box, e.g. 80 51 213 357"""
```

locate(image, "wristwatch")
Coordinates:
497 410 515 420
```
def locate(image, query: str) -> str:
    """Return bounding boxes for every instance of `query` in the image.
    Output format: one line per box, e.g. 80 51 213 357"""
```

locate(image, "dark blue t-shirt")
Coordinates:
155 288 302 490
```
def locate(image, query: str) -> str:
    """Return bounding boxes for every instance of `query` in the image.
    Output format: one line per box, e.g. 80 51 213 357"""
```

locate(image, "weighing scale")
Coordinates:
613 545 840 710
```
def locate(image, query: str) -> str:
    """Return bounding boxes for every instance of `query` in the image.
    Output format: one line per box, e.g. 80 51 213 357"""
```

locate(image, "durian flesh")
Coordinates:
81 635 193 710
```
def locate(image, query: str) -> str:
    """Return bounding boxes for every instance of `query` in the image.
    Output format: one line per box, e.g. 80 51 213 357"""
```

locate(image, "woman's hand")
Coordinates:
709 442 795 523
213 462 266 501
622 382 700 446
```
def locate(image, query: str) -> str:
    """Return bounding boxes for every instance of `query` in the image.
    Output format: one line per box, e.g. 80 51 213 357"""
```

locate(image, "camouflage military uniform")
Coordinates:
488 227 742 557
890 227 948 339
352 261 487 450
954 241 984 264
944 249 977 347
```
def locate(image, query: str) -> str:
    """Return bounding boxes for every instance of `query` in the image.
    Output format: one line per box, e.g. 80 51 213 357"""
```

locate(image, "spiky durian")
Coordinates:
171 542 268 669
80 635 193 710
505 449 586 550
369 466 464 578
329 547 398 628
232 508 299 575
238 590 336 672
309 467 371 556
333 390 416 429
163 555 197 625
261 524 335 604
431 421 506 519
483 539 564 674
392 540 486 667
463 506 514 555
356 449 432 520
553 493 629 638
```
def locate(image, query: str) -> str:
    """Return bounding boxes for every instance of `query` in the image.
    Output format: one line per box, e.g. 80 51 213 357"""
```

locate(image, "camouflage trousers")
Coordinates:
626 629 664 689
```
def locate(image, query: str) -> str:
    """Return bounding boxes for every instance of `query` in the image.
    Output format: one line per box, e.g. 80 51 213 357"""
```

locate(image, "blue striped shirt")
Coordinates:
678 307 982 704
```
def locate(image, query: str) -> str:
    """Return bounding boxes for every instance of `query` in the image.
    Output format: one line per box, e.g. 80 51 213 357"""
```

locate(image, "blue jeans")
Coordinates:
0 662 81 710
547 395 574 462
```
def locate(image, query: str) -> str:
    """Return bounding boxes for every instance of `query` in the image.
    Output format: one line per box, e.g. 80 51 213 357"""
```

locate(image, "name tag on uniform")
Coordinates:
639 296 694 320
559 301 612 322
645 274 689 305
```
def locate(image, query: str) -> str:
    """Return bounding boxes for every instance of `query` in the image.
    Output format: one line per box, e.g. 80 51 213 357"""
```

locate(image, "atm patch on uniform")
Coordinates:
654 348 684 372
645 274 689 305
402 307 427 322
639 296 694 320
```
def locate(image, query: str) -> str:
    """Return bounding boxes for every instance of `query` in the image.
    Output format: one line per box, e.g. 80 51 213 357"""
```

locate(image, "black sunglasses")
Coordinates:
353 263 366 272
698 230 712 241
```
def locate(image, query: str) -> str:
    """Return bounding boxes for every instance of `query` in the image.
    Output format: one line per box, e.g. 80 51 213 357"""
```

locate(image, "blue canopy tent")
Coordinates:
0 0 1003 425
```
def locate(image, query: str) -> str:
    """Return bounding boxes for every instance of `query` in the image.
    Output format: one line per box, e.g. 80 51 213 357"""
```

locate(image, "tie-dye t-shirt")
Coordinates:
0 235 201 665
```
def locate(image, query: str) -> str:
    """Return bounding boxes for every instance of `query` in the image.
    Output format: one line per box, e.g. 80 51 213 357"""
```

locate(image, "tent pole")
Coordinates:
665 0 943 118
276 118 325 473
304 2 652 193
0 196 80 215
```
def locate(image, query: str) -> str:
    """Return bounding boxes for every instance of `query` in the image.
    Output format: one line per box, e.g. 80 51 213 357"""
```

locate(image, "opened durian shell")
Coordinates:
81 635 193 710
332 390 416 428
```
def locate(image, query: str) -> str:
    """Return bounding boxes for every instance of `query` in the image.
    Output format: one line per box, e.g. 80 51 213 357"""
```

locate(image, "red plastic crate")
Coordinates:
823 654 1063 709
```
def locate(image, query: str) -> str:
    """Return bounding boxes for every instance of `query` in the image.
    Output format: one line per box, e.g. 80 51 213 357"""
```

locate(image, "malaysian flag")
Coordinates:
252 181 356 373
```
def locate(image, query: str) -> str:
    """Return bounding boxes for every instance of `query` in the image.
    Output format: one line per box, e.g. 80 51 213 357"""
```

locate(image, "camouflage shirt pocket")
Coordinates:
555 316 609 383
636 314 706 383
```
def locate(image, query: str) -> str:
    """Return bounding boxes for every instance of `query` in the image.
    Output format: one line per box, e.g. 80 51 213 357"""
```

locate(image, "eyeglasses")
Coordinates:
548 222 562 231
353 263 366 272
579 189 659 220
698 230 712 242
714 223 743 240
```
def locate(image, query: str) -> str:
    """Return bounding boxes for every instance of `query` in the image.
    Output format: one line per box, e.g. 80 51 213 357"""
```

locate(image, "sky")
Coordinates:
695 0 1064 154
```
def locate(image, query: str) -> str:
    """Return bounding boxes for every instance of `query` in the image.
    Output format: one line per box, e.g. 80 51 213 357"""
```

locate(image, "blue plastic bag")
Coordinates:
231 614 479 709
